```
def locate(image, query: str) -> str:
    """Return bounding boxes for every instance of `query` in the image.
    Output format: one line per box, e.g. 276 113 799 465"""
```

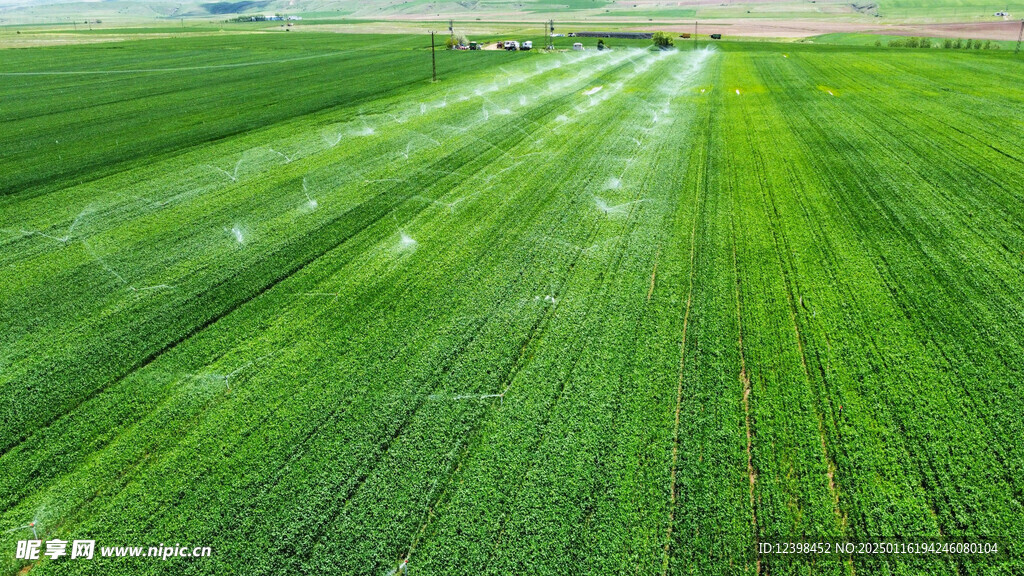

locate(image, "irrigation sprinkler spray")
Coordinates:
386 556 409 576
399 232 418 250
595 197 645 216
19 229 70 244
411 131 441 147
207 158 242 182
224 226 245 245
82 238 128 285
302 178 318 210
268 148 293 163
5 521 38 539
322 132 343 148
189 352 278 392
442 384 513 407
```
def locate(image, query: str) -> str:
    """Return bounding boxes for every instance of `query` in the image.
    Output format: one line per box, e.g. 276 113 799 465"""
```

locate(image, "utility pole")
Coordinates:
694 20 698 47
448 19 454 42
431 31 437 82
547 19 554 49
1017 19 1023 54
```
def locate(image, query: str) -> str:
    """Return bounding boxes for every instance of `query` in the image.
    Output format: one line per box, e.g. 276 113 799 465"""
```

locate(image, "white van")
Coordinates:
522 40 533 50
573 42 583 51
504 40 519 51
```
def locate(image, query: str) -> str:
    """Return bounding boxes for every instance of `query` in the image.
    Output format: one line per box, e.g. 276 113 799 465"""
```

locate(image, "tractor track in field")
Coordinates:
409 55 681 570
735 86 852 547
729 169 760 576
763 154 848 530
660 111 704 576
646 246 660 302
401 188 610 570
299 57 659 569
438 139 645 564
651 48 719 576
782 58 1024 507
756 58 1001 573
303 155 612 570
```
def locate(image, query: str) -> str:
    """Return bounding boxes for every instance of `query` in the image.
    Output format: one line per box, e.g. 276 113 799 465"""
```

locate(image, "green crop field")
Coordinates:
2 31 1023 576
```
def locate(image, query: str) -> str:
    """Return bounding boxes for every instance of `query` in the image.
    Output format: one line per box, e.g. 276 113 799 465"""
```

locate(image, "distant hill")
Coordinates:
0 0 1018 24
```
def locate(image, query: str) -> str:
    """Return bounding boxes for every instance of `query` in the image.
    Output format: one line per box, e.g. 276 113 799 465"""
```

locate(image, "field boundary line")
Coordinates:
729 184 760 575
0 52 347 76
660 130 703 576
736 84 851 546
646 245 660 302
660 62 718 573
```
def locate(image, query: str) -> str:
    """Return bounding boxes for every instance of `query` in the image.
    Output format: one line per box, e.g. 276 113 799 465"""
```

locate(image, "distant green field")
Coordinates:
2 33 1024 575
809 31 1018 49
0 34 481 199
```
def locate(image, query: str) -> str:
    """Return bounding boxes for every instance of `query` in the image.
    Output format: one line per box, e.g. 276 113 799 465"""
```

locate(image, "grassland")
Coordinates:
1 32 1023 575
